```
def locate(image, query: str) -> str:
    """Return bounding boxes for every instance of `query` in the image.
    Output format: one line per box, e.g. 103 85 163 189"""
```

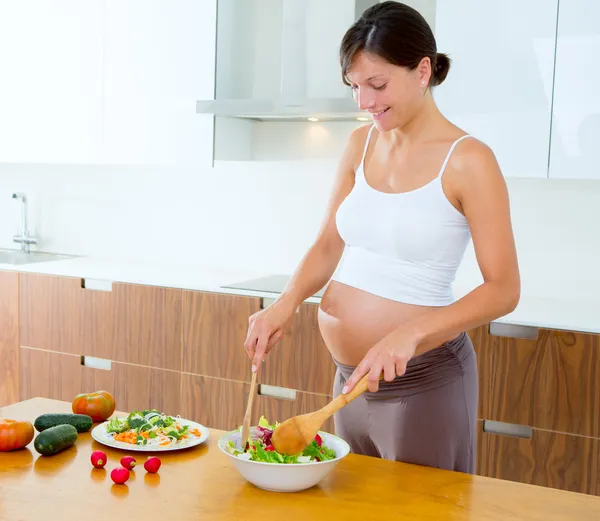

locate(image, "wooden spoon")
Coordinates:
271 373 380 455
240 370 258 451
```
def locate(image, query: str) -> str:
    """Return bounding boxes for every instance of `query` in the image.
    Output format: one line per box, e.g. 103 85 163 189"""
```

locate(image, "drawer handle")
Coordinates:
261 297 276 309
258 384 296 401
483 420 532 439
81 278 113 292
489 323 538 339
80 355 112 371
261 297 299 313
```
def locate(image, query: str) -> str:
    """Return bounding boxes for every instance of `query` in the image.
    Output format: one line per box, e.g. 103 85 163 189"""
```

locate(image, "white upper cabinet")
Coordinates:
549 0 599 179
0 0 104 164
102 0 216 167
432 0 558 178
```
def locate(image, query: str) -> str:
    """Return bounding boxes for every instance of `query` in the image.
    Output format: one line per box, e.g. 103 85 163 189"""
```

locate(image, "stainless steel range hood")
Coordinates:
196 0 377 122
195 98 366 121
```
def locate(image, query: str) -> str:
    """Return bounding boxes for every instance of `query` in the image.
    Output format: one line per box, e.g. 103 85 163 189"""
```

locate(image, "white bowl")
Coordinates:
218 428 350 493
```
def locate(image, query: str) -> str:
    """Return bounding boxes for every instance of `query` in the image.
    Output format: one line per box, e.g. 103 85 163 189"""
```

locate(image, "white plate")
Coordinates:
91 417 210 452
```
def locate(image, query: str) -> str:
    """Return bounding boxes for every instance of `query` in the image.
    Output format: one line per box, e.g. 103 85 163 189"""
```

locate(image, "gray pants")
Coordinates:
332 332 478 473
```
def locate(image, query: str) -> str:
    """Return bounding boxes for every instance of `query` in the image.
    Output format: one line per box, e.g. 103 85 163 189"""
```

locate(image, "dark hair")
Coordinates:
340 1 450 88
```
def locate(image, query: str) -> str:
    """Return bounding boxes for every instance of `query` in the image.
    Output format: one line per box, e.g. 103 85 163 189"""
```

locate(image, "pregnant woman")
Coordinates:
244 1 520 473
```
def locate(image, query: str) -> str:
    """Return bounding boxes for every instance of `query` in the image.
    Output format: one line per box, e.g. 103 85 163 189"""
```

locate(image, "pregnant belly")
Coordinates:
318 281 438 367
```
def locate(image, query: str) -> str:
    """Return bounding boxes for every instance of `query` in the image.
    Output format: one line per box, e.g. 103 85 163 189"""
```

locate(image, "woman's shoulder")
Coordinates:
448 134 501 180
445 133 506 201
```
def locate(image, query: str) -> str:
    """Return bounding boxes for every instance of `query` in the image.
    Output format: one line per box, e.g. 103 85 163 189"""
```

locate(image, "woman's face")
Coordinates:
345 51 430 132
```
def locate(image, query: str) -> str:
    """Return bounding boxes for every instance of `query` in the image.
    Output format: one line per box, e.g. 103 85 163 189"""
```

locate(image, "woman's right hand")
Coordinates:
244 296 296 372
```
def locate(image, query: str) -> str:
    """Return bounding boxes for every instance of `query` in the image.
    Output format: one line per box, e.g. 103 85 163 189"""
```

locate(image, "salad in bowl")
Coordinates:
225 416 337 464
219 416 350 492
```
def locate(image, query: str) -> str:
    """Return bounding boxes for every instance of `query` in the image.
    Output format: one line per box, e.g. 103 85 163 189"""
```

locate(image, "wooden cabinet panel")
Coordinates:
0 271 19 406
183 292 335 395
20 274 182 371
469 326 600 437
263 303 336 396
19 348 181 416
181 373 334 434
20 347 112 403
477 421 600 496
182 291 259 381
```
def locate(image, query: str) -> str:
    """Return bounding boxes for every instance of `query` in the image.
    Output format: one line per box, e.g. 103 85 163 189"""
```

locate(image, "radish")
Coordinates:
144 456 161 473
90 450 107 468
110 467 130 484
120 456 137 470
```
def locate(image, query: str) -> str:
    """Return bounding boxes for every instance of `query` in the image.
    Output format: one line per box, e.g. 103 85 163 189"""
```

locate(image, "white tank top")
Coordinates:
332 125 472 306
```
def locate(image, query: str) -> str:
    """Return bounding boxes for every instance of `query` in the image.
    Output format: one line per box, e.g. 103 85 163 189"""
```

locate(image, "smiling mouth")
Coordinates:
371 108 390 116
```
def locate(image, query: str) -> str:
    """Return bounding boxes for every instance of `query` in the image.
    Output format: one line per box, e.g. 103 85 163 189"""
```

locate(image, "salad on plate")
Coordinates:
225 416 337 464
105 409 203 448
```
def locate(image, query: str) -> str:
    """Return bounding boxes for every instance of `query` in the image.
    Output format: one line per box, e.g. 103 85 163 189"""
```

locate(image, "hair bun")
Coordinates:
432 53 451 86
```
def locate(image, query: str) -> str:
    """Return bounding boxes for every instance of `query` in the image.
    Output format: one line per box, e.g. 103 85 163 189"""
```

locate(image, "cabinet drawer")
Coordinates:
470 326 600 437
262 302 336 396
183 291 335 395
182 291 260 380
476 420 600 496
20 273 182 371
0 270 19 406
19 347 181 416
181 373 334 434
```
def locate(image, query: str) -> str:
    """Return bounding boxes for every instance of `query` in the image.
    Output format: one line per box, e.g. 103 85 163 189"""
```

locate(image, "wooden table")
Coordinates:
2 398 600 521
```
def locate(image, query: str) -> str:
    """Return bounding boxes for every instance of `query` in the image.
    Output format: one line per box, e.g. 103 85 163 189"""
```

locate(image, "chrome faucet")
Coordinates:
12 193 38 253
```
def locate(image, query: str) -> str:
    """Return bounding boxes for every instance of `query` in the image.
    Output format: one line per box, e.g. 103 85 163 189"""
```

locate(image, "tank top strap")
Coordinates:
358 124 376 174
436 134 472 179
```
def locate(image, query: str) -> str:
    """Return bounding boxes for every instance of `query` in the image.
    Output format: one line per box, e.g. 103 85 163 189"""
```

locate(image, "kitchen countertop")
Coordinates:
0 253 599 334
2 397 599 521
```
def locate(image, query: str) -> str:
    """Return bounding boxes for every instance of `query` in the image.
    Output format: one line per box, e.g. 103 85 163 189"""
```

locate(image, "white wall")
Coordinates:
1 159 600 301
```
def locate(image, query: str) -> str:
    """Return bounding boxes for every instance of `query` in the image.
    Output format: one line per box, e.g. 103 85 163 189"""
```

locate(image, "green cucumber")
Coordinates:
34 424 78 456
34 413 93 433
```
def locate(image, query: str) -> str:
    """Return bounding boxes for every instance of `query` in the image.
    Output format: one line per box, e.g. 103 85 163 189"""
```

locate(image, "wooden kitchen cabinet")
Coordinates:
20 273 182 371
477 420 600 496
182 291 260 381
183 291 336 396
263 302 336 396
180 373 334 433
19 347 181 416
470 325 600 438
0 271 19 406
470 325 600 496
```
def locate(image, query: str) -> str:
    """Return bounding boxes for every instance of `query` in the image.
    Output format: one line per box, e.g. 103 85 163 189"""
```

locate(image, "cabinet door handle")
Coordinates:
483 420 532 439
260 297 276 309
81 278 113 292
258 384 296 401
261 297 299 313
489 323 538 339
80 355 112 371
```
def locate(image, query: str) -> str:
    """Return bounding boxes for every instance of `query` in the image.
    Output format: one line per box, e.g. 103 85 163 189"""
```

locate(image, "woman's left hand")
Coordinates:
342 329 419 394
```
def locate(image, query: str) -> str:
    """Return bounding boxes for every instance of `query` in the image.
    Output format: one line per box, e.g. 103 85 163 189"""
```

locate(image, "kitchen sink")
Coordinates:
0 248 76 265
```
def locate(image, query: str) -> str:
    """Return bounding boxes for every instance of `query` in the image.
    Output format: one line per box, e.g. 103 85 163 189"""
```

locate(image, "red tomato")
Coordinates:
0 419 34 451
72 391 116 421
